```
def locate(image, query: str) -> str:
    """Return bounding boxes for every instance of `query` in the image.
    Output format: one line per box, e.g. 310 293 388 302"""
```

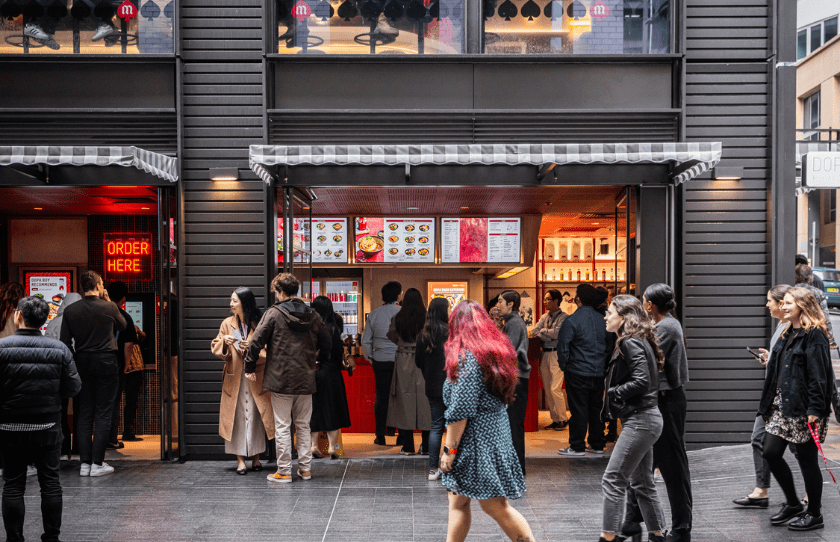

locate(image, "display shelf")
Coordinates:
539 259 626 264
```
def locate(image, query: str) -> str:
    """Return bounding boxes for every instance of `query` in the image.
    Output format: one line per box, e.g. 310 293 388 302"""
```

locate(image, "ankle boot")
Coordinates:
648 533 665 542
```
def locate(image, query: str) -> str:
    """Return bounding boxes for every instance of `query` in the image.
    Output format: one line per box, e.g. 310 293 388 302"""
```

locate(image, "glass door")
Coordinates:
279 187 313 301
614 186 637 297
158 186 180 460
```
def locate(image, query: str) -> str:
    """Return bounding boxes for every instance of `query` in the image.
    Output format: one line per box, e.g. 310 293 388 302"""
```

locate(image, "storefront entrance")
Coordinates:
0 147 181 460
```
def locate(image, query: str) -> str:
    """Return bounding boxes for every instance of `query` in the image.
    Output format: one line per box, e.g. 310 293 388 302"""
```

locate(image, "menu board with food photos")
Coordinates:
383 218 435 263
312 218 348 263
441 217 521 263
24 271 72 334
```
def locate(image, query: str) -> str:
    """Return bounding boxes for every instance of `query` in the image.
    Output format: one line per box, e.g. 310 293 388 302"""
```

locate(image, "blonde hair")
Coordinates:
785 287 828 338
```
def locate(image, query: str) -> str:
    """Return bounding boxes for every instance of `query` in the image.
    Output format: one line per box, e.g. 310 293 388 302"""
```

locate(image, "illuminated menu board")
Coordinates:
355 217 435 263
441 217 521 263
312 218 348 263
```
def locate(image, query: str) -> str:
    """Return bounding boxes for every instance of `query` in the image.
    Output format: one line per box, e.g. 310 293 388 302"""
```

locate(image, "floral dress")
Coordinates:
442 350 526 500
765 389 828 444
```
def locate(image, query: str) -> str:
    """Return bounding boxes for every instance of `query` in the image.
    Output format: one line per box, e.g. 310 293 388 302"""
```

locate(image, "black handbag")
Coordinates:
832 378 840 424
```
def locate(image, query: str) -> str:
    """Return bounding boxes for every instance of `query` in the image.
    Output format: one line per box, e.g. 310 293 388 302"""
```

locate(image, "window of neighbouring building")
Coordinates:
797 29 807 60
797 15 838 60
0 0 174 54
803 91 820 141
830 190 836 224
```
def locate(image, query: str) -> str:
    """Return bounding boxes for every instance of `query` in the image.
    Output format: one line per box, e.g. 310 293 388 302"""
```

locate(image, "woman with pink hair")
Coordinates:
439 300 534 542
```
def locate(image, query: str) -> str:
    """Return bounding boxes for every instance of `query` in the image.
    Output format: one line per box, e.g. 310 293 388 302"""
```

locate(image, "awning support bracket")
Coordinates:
6 164 47 184
536 163 556 182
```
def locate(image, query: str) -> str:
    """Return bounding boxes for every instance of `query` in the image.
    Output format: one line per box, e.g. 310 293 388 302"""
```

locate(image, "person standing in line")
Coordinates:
557 284 612 457
104 281 137 451
440 300 534 542
212 287 274 475
795 255 824 291
757 288 833 531
386 288 431 456
309 296 352 459
495 290 530 475
622 284 692 542
121 323 145 443
416 297 449 480
600 295 666 542
0 283 25 339
60 271 126 477
793 264 836 348
0 296 81 542
732 284 791 509
361 280 403 446
530 289 569 431
244 273 331 483
44 292 82 462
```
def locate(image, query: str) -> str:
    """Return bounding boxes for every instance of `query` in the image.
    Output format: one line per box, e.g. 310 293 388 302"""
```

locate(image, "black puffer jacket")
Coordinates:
0 329 81 424
602 337 659 420
758 326 833 419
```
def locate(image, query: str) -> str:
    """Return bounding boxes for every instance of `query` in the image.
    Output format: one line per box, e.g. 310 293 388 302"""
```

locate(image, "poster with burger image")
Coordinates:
24 271 72 334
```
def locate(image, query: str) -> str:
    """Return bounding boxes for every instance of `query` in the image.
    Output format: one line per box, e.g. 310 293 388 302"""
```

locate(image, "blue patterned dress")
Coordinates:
442 350 526 500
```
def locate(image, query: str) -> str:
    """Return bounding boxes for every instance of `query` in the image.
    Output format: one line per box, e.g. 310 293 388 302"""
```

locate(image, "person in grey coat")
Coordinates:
44 292 82 460
496 290 530 475
794 264 836 348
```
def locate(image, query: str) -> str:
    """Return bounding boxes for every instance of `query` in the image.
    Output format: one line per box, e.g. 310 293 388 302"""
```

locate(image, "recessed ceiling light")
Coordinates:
141 207 150 210
592 222 599 225
33 207 43 210
407 207 420 210
461 206 469 209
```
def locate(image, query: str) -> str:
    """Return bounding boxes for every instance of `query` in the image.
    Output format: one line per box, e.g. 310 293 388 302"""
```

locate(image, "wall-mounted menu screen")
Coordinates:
312 218 348 263
355 217 435 263
441 217 522 263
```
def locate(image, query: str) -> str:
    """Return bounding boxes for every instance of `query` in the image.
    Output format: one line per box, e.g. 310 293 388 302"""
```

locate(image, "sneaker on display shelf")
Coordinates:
23 24 60 49
92 24 119 42
372 15 399 37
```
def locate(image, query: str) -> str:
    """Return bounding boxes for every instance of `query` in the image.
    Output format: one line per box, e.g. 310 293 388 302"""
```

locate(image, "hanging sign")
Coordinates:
803 152 840 189
104 232 153 280
117 0 137 19
590 0 608 21
292 0 311 19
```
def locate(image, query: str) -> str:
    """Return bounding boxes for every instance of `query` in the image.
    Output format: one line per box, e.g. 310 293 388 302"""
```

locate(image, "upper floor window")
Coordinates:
802 91 820 141
797 15 838 60
0 0 174 54
275 0 670 55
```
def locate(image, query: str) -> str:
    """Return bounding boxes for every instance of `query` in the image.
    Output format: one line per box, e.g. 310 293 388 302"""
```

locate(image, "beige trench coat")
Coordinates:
211 316 274 441
385 318 431 431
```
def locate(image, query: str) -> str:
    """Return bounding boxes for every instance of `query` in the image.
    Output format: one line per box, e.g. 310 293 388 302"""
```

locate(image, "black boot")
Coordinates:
648 533 665 542
664 528 690 542
770 503 805 525
619 521 641 542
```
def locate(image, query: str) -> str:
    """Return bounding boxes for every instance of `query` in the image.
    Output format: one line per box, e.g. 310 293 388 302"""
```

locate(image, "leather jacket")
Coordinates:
602 337 659 421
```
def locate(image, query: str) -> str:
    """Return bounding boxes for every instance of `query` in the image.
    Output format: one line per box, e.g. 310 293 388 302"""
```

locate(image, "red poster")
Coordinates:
355 217 385 263
460 218 488 262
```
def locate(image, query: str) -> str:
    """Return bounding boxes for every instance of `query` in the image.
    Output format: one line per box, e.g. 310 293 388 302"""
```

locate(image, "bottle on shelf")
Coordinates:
602 269 606 281
559 269 565 281
551 268 556 281
568 268 573 281
585 269 590 281
576 269 581 281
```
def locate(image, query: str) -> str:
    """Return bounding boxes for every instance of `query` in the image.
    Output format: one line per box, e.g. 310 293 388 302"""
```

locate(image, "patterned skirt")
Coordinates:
764 388 828 444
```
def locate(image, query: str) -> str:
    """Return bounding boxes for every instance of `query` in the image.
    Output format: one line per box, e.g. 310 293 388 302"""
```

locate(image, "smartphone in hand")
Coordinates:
746 347 763 361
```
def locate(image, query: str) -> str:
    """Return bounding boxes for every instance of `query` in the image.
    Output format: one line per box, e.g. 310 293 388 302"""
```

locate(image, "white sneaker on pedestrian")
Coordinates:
92 24 118 41
557 446 585 457
89 462 114 477
80 463 91 477
428 468 442 481
26 465 37 476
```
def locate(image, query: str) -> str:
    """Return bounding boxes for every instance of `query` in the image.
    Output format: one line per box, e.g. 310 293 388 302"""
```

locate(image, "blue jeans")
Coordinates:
428 397 446 470
1 424 63 542
602 408 665 534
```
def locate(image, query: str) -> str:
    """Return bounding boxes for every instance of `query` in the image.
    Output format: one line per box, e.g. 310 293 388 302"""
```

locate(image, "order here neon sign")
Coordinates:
103 233 153 280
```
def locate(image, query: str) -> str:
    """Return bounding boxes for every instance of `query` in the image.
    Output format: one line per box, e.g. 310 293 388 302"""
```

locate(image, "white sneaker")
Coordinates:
60 455 70 461
557 446 586 457
428 468 442 481
26 465 37 476
80 463 91 477
90 462 114 477
92 24 118 41
23 23 50 41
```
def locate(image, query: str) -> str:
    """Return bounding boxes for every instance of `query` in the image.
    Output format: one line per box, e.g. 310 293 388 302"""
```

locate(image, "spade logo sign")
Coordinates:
117 0 137 19
590 0 608 21
292 0 311 19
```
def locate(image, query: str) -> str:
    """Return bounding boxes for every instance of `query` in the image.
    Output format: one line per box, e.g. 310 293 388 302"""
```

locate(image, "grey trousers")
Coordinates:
602 408 666 534
751 415 771 489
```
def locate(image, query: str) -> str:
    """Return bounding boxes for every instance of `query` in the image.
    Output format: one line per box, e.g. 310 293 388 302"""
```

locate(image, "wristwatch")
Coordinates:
443 445 458 455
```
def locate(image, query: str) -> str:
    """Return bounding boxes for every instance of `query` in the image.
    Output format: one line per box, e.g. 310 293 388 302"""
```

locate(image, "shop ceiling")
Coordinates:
0 186 159 216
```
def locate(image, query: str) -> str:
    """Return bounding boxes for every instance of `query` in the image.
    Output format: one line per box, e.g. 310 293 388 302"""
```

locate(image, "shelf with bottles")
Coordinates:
538 259 626 264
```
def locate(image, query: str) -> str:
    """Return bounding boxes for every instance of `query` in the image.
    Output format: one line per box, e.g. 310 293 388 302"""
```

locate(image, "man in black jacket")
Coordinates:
0 295 81 542
60 271 126 477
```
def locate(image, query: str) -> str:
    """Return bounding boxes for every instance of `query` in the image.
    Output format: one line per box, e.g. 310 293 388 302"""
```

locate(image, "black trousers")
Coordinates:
565 372 606 452
626 387 693 534
371 360 395 440
75 352 119 465
507 377 529 475
123 371 144 438
0 424 63 542
764 432 823 516
60 398 77 456
109 367 127 443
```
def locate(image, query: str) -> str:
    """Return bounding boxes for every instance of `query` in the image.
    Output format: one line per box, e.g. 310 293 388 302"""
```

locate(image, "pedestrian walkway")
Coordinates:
8 440 839 542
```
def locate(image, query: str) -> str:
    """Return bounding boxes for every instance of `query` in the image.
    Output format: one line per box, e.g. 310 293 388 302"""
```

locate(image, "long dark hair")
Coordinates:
610 294 665 372
394 288 426 343
233 287 262 330
0 282 25 326
643 283 677 315
417 297 449 353
311 296 338 328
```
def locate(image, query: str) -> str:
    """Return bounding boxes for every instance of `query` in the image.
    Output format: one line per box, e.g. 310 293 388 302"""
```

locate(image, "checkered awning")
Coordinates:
249 142 721 185
0 146 178 183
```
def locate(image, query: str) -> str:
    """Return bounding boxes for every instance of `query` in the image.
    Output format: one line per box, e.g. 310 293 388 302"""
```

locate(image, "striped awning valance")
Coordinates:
0 146 178 183
249 142 721 185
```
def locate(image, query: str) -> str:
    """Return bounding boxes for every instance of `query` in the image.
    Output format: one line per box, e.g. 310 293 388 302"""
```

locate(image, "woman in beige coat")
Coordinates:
211 287 274 475
386 288 431 455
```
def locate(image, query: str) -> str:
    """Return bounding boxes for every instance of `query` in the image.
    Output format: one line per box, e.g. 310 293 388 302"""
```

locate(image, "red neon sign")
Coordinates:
103 233 153 280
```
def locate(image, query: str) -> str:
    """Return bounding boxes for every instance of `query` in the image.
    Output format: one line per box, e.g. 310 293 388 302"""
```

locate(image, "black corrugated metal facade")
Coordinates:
1 0 794 457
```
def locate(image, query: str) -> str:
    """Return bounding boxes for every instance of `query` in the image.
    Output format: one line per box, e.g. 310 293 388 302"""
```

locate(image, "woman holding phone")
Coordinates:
732 284 790 509
211 287 274 475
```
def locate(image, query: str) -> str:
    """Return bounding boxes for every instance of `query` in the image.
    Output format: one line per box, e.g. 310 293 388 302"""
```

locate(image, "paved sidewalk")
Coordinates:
4 441 840 542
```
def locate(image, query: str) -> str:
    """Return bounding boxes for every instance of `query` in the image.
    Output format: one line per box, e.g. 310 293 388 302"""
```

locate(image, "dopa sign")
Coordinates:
803 152 840 189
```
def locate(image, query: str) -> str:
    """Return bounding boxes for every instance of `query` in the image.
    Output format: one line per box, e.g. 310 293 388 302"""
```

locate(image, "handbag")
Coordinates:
342 348 357 372
831 378 840 424
125 343 144 373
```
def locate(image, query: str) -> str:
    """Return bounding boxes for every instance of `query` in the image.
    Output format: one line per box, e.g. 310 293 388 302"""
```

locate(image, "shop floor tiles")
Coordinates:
4 440 840 542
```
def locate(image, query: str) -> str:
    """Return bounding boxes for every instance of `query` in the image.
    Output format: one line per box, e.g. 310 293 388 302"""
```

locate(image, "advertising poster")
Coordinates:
277 218 310 263
25 271 71 334
355 217 385 263
518 291 535 331
441 217 521 263
312 218 348 263
427 282 468 311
